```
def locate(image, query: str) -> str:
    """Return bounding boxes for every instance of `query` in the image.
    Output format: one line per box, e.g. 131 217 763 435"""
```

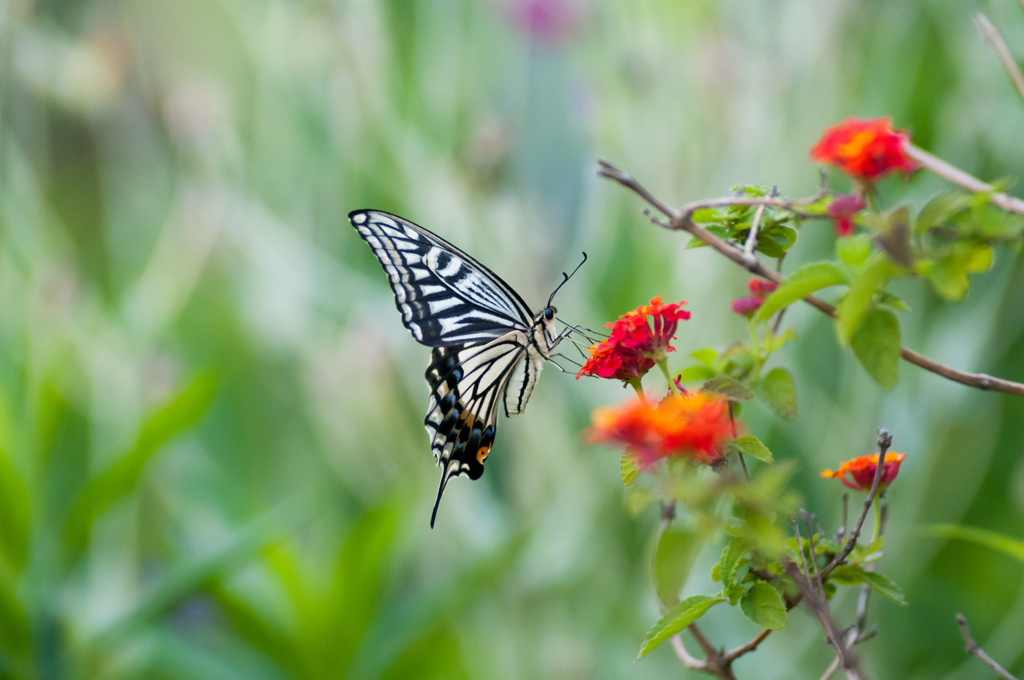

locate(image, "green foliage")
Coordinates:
724 435 774 464
924 524 1024 563
636 595 727 659
621 451 641 488
752 368 798 421
740 582 788 629
753 262 849 322
654 526 702 607
850 309 901 389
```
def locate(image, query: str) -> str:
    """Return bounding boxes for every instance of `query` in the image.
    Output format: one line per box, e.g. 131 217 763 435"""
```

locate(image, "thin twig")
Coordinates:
723 628 774 662
975 13 1024 107
597 160 1024 398
957 614 1020 680
905 145 1024 215
783 561 867 680
821 429 892 579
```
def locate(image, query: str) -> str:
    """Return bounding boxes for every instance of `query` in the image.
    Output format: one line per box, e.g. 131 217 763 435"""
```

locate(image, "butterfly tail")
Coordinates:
430 462 461 528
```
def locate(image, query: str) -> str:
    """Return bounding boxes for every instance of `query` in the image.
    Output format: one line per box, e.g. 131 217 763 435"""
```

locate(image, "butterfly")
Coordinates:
349 210 581 527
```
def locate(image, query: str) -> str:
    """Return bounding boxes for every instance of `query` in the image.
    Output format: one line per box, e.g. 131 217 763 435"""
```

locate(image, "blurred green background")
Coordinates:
2 0 1024 678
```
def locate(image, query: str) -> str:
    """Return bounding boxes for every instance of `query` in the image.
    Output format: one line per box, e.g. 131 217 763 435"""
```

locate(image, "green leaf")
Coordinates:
690 348 720 366
0 389 29 572
740 582 788 629
830 565 907 606
756 226 797 258
752 368 797 420
63 372 218 555
872 206 914 268
878 290 911 312
621 452 641 488
850 309 900 389
753 262 848 323
637 595 727 659
676 365 716 383
926 254 970 301
702 376 754 402
725 435 774 464
916 193 969 235
923 524 1024 563
765 328 797 354
654 527 701 607
717 538 747 604
836 234 873 267
836 253 897 344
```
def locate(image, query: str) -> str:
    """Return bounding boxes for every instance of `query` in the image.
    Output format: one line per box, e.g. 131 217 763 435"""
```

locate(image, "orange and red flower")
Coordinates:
576 297 690 382
821 452 907 492
810 117 916 182
827 194 867 237
587 391 734 466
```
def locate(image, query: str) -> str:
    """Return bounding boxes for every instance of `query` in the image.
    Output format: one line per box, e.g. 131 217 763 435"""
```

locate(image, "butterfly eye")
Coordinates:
544 307 556 320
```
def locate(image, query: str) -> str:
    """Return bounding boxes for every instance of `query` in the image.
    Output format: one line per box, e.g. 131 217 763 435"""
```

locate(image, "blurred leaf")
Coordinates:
757 226 797 258
0 390 29 572
916 193 969 235
690 348 720 366
836 234 873 267
753 262 848 322
91 496 312 649
0 562 30 662
702 376 754 402
718 537 746 604
924 253 970 301
676 365 716 383
923 524 1024 562
725 435 773 464
739 582 787 629
878 290 911 312
636 595 726 659
752 368 797 420
654 526 701 607
836 253 897 344
764 327 797 354
830 565 907 606
621 451 641 488
850 309 900 389
63 372 217 556
871 206 915 268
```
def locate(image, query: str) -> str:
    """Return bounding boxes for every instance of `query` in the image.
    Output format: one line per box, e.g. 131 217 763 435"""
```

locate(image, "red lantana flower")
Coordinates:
588 391 734 466
576 297 690 382
827 194 867 237
810 117 916 181
731 296 762 317
821 452 907 492
747 279 777 298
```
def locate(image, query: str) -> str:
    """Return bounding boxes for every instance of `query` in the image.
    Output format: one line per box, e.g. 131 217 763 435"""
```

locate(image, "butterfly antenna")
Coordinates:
547 252 588 308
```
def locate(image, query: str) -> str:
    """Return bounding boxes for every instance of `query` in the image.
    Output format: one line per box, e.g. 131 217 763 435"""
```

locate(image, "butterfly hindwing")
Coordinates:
349 210 534 346
423 332 529 527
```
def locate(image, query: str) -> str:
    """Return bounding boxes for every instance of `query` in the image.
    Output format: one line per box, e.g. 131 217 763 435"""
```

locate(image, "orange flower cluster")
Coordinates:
576 297 690 382
588 391 734 466
810 117 916 182
821 452 906 492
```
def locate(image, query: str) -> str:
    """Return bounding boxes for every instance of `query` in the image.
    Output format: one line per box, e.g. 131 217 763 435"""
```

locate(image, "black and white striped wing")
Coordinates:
423 331 531 527
349 210 535 346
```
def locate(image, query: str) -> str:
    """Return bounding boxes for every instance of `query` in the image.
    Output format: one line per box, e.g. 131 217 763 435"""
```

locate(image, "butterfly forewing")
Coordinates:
349 210 535 345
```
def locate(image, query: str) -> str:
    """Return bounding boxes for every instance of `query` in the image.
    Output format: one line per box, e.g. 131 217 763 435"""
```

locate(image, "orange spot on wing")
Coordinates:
476 445 491 464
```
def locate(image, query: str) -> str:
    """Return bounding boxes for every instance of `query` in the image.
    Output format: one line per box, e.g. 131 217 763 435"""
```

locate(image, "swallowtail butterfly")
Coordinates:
349 210 575 527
